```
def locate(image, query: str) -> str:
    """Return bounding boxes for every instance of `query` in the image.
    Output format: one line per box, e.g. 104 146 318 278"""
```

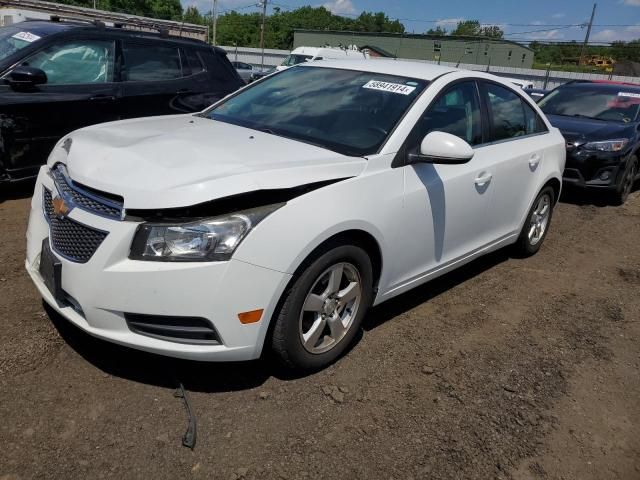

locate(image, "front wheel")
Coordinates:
612 155 638 206
513 186 556 257
271 244 373 371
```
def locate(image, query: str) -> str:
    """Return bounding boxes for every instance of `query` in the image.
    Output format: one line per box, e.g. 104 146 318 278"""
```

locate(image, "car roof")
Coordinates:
4 20 75 35
301 59 458 81
16 20 211 48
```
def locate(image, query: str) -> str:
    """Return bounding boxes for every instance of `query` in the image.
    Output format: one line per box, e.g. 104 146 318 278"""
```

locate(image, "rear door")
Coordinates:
477 81 549 237
177 47 235 111
0 36 118 178
118 39 193 118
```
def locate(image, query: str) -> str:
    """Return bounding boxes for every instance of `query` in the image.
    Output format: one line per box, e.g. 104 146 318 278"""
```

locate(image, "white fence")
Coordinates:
221 45 640 89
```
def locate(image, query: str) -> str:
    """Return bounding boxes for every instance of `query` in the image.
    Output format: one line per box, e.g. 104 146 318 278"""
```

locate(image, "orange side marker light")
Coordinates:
238 309 263 324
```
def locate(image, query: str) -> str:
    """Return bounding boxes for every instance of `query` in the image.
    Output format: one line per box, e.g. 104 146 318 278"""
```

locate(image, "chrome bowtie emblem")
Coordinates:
52 196 71 219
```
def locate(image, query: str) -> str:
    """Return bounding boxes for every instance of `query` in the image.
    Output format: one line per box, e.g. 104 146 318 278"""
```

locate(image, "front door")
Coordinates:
0 37 118 179
397 81 497 285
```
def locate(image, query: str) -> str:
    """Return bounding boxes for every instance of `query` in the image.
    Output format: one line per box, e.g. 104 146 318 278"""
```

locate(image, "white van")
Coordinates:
276 46 369 71
500 76 535 90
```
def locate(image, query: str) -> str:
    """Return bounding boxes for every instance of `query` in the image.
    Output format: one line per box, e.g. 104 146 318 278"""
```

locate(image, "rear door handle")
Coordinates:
529 154 541 168
177 88 193 94
474 172 493 186
89 95 116 102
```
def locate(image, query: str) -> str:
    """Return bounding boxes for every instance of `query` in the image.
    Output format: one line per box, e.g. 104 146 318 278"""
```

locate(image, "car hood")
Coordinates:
57 115 367 210
545 114 636 144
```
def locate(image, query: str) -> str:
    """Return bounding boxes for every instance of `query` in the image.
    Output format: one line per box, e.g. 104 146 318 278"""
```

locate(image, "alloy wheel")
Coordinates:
298 262 363 354
528 193 551 246
621 160 637 201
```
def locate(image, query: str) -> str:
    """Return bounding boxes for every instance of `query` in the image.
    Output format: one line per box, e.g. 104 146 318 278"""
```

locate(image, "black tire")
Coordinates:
513 186 556 257
612 155 638 206
271 244 373 371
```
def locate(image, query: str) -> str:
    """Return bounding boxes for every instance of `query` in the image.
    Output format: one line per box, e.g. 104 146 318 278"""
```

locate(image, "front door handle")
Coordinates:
474 172 493 186
529 154 541 168
89 95 116 102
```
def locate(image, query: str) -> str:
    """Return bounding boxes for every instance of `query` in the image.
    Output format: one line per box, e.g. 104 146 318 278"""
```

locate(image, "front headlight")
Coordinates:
583 139 628 152
129 203 283 262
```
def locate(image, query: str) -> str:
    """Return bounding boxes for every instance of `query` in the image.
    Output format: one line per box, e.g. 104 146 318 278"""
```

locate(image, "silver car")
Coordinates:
231 61 254 84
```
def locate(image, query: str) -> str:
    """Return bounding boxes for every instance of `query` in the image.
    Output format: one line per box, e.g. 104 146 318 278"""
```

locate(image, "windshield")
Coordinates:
204 66 428 156
281 54 313 67
0 25 47 61
539 85 640 123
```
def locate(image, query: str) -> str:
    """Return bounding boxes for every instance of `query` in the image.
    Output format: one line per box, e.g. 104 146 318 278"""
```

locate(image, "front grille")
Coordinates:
125 313 221 345
43 187 108 263
50 164 123 220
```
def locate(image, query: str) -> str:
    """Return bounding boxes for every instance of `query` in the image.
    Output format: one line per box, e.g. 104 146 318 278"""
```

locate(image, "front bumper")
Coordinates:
25 167 292 361
563 149 627 190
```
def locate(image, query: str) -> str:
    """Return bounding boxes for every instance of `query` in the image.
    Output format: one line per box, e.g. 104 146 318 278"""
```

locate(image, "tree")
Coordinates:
450 20 481 36
426 26 447 36
480 25 504 39
450 20 503 38
216 6 406 49
182 5 204 25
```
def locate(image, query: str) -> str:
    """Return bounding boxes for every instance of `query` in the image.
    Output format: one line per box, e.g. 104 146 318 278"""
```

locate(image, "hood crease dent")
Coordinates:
58 115 367 210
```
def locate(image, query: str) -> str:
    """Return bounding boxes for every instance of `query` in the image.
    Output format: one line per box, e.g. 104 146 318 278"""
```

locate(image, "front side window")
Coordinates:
21 39 114 84
122 43 182 82
485 83 526 141
539 85 640 123
204 66 428 156
418 81 483 146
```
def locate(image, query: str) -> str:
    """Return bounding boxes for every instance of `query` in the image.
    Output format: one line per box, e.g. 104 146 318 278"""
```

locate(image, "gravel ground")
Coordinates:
0 184 639 480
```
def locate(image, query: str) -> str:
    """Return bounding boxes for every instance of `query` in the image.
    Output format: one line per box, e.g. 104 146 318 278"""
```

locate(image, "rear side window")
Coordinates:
485 83 526 141
22 39 114 84
122 43 182 81
184 49 205 75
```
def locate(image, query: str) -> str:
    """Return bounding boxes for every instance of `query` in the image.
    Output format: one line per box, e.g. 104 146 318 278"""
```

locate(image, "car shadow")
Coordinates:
44 302 274 393
44 249 510 393
0 180 35 203
363 249 509 332
559 182 639 207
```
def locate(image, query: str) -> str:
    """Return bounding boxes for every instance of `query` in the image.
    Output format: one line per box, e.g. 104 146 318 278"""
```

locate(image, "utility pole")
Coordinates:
579 3 596 66
211 0 218 46
259 0 267 69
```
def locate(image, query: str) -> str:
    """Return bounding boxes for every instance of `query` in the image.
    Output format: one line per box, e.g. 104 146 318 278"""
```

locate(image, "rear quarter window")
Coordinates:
184 49 205 75
200 50 242 84
523 101 548 135
122 43 182 81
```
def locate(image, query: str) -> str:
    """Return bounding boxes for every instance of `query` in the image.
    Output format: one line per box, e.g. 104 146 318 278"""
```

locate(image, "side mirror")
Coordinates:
7 66 47 90
408 131 474 165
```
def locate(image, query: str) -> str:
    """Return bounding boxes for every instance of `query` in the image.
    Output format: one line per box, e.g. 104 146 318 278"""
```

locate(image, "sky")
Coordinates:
184 0 640 43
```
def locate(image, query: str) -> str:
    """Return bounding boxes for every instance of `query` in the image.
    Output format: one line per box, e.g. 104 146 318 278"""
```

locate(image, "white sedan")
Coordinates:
26 60 565 370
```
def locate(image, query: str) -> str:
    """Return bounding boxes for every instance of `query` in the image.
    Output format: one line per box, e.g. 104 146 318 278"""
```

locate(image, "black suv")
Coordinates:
0 20 243 183
539 80 640 204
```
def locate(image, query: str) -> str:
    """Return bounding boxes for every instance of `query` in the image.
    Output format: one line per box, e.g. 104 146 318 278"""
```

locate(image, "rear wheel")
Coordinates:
612 155 638 206
271 244 373 371
513 186 555 257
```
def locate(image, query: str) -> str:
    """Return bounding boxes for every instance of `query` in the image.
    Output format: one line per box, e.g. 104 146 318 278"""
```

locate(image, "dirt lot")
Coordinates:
0 185 639 480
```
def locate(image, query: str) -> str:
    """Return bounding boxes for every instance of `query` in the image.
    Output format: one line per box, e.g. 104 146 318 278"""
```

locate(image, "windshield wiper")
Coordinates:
572 114 600 120
256 127 277 135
